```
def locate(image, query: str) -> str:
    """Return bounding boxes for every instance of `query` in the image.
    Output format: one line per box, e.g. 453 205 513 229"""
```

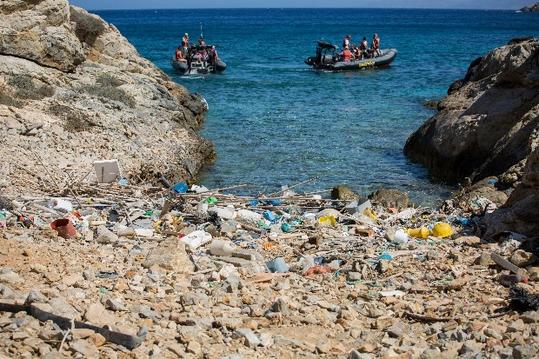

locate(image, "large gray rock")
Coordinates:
0 0 85 72
404 39 539 185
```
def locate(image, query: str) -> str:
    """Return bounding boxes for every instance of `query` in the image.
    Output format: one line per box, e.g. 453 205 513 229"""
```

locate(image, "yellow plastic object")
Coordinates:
363 208 378 221
431 222 454 238
318 215 337 227
407 227 431 239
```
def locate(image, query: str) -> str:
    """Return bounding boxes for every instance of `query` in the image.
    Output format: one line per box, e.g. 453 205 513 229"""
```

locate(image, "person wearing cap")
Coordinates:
182 33 189 47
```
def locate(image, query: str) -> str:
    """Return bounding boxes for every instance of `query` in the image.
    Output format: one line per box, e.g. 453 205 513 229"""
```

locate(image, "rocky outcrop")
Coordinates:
404 38 539 187
0 1 214 194
520 2 539 12
484 146 539 239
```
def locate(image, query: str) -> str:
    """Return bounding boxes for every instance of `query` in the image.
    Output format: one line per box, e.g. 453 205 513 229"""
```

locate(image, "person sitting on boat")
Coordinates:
371 33 381 57
209 45 219 65
198 36 206 47
175 44 189 63
340 45 353 62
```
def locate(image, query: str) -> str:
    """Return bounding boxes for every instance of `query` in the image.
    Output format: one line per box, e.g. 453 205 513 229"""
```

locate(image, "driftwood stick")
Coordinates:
0 302 146 350
403 311 454 322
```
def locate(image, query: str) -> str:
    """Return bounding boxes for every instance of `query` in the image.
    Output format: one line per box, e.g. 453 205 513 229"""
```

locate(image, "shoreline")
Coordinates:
1 1 539 357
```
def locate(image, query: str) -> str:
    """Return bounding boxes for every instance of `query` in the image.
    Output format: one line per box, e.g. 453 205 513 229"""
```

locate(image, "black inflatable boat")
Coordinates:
305 41 397 71
172 44 227 75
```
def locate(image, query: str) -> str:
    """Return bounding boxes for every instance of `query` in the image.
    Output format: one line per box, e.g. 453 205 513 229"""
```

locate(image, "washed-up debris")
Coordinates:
0 180 538 357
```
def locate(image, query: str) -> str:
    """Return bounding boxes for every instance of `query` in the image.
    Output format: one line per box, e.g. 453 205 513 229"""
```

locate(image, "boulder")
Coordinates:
368 188 409 208
404 39 539 185
331 185 360 201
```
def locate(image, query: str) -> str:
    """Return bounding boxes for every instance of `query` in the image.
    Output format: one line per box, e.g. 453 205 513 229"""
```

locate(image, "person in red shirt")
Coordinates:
341 46 353 62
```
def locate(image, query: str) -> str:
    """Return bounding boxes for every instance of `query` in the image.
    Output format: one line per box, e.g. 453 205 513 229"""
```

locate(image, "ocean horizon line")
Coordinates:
90 7 523 12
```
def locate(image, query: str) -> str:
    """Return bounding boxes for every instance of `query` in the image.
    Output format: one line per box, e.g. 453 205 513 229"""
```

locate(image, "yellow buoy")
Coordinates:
432 222 454 238
407 227 430 239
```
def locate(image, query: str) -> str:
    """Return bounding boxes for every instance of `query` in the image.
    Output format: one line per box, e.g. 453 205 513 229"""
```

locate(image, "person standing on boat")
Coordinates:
342 35 351 49
372 33 381 57
182 33 189 47
359 37 368 58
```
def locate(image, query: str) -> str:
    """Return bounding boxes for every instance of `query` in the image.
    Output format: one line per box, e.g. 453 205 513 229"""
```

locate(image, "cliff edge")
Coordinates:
0 0 214 194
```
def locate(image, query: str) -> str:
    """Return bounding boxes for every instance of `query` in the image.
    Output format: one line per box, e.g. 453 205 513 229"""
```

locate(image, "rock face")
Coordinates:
0 0 214 194
520 2 539 12
484 146 539 239
404 38 539 186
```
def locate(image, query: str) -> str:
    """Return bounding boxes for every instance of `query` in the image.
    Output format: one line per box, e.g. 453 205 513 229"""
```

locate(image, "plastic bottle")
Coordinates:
209 239 236 257
237 209 263 223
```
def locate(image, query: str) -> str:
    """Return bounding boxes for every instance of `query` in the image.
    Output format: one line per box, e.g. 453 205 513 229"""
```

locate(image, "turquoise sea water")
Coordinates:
97 9 539 204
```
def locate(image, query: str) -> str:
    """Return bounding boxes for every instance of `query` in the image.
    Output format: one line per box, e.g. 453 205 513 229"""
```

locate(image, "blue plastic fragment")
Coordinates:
265 199 282 206
118 178 128 186
249 199 259 207
378 252 393 261
263 210 278 222
281 223 291 233
266 257 289 273
173 182 189 193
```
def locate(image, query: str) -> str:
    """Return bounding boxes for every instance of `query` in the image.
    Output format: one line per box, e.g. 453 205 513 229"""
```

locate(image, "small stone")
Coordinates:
47 298 80 319
476 252 494 266
510 250 537 268
358 342 377 353
90 333 106 347
72 328 95 339
270 298 289 314
62 273 84 287
420 348 441 359
259 332 274 347
387 322 405 338
331 185 360 201
0 269 22 284
85 302 116 326
96 225 118 244
105 298 125 311
484 327 503 339
69 339 98 357
378 260 392 273
458 340 483 355
528 267 539 281
520 311 539 323
349 349 374 359
508 319 526 332
455 236 481 245
143 239 194 273
513 345 538 359
235 328 260 348
82 269 95 281
347 271 362 281
186 340 202 354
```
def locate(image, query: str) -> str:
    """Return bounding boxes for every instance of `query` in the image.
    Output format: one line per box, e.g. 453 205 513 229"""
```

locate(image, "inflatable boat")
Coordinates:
172 44 226 75
305 41 397 71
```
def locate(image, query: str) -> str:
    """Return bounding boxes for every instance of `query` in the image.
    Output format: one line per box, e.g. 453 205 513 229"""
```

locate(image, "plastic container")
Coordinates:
173 182 188 193
182 230 212 250
209 240 236 257
266 257 289 273
394 229 409 243
48 199 73 213
237 209 263 223
50 219 77 239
